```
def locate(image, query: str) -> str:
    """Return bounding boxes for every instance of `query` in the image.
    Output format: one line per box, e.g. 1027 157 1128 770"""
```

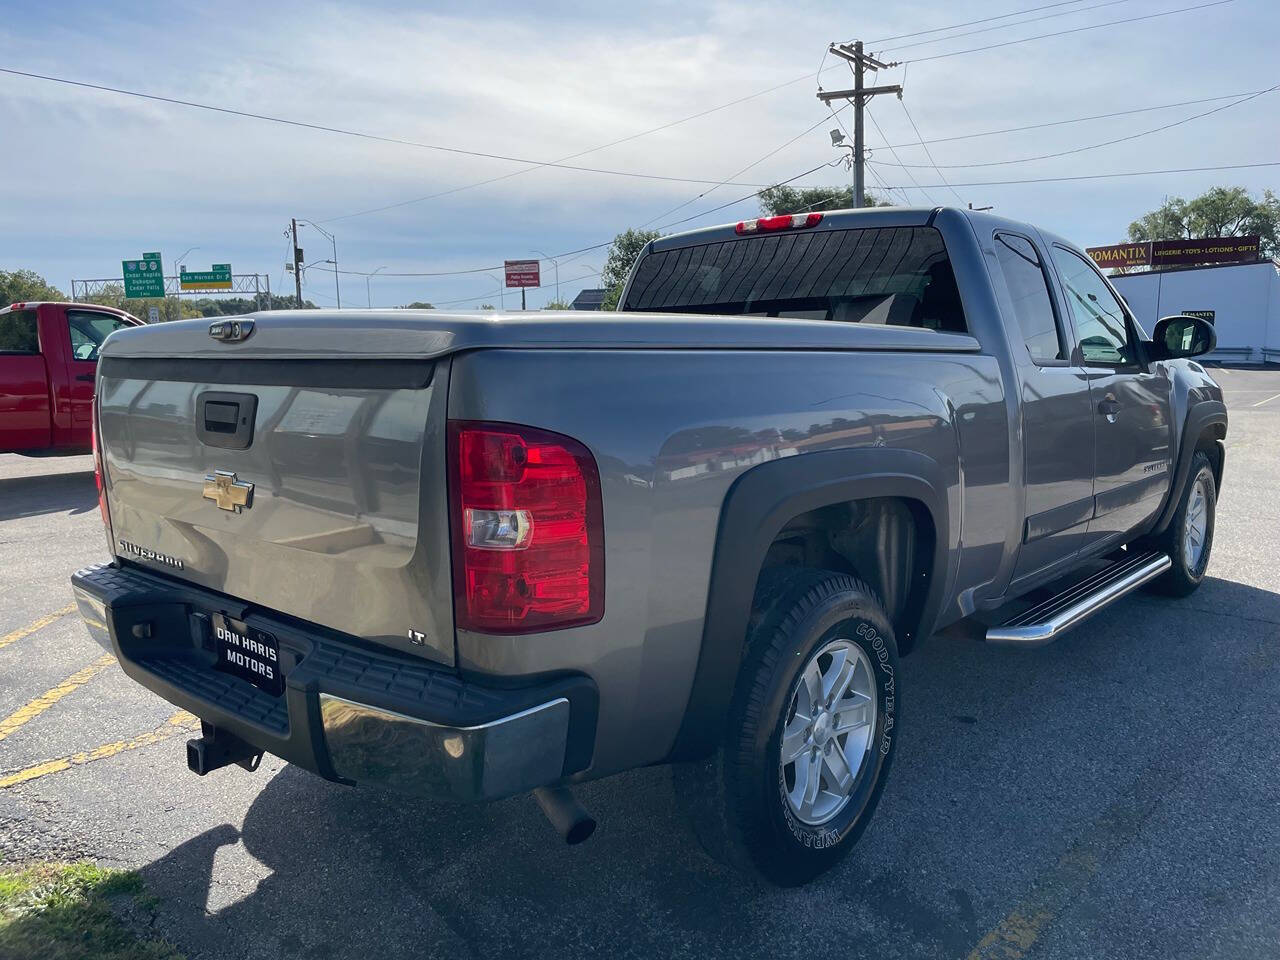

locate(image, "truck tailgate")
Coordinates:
95 354 454 665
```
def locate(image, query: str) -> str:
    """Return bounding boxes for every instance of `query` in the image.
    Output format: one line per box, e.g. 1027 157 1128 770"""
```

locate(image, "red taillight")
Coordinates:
448 421 604 634
735 212 823 235
91 399 112 542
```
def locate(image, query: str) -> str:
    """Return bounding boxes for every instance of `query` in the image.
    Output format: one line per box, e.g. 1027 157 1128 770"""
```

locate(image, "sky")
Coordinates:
1 0 1277 310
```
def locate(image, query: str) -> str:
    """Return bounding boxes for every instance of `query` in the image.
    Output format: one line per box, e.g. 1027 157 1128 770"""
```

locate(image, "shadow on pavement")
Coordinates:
135 573 1280 960
0 471 97 522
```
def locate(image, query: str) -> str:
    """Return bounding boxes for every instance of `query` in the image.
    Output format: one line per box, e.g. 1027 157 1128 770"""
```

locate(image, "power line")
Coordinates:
866 0 1094 45
865 106 938 204
637 114 833 228
903 0 1237 64
878 0 1137 54
874 89 1271 150
870 83 1278 168
320 75 821 224
897 92 966 205
317 161 837 279
332 0 1224 224
0 67 778 191
868 159 1280 190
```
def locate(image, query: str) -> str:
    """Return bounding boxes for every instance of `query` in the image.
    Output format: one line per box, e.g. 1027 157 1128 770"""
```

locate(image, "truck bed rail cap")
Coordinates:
100 311 979 360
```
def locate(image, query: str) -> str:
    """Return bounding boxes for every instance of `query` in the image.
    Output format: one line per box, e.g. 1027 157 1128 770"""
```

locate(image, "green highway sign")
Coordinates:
122 252 165 298
180 263 233 291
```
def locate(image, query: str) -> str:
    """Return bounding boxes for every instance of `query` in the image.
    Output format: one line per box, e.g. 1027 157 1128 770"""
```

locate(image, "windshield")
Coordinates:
622 225 966 332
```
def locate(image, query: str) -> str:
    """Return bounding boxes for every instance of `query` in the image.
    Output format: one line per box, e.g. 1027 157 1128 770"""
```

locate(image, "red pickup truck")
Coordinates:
0 301 142 454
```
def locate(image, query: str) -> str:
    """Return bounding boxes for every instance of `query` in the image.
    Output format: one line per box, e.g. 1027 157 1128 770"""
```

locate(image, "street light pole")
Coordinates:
173 246 198 320
366 266 387 308
298 220 341 308
532 249 559 305
485 273 506 309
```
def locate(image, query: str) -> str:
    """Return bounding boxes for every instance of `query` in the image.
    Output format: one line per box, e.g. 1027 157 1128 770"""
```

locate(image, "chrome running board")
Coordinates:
986 551 1171 647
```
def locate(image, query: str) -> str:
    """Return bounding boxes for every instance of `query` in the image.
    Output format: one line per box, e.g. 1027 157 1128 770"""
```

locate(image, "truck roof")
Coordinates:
0 301 140 320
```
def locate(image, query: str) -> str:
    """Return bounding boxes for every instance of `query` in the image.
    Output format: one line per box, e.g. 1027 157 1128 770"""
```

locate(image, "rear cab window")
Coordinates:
992 233 1065 364
0 309 39 354
622 226 967 333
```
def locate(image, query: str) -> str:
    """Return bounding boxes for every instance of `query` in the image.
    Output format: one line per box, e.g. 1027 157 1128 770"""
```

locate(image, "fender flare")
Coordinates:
1150 399 1227 538
666 447 952 761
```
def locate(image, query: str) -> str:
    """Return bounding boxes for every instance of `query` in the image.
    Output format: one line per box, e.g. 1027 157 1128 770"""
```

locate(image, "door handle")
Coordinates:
75 373 95 382
1098 398 1120 422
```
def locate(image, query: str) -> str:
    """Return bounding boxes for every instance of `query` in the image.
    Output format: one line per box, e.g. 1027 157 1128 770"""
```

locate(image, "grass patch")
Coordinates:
0 861 183 960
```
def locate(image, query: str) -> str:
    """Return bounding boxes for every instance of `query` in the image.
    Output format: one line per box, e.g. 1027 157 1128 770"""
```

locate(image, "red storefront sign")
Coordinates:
504 260 541 288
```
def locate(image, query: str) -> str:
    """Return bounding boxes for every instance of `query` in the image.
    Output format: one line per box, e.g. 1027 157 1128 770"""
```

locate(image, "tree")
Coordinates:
1128 186 1279 258
188 295 314 315
757 184 887 216
400 301 435 309
479 303 495 310
600 228 662 311
80 284 202 322
542 298 573 310
0 269 64 308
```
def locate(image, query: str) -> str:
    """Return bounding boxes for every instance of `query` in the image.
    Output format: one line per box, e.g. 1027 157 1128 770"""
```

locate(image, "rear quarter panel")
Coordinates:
448 346 1009 777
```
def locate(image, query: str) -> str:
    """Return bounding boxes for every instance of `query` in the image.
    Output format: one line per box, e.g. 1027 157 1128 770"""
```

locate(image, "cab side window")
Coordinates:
993 233 1063 363
0 309 39 354
1050 247 1133 365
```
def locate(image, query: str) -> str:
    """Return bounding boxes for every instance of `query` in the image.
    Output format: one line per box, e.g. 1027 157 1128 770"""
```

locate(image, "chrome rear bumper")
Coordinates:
319 694 571 800
71 561 596 802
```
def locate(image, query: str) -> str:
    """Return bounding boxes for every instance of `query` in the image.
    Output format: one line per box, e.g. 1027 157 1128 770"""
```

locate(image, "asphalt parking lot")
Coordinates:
1 366 1278 960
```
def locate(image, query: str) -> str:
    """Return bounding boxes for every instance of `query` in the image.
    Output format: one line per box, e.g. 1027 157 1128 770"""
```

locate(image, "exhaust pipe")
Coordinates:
186 723 263 776
533 786 596 844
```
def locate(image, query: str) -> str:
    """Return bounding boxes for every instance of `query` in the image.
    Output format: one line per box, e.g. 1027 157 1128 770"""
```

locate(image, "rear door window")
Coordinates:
0 309 39 354
67 310 133 362
623 226 967 333
993 233 1064 363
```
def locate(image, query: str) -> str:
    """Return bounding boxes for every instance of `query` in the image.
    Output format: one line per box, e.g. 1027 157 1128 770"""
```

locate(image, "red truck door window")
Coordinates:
65 310 132 428
0 308 53 451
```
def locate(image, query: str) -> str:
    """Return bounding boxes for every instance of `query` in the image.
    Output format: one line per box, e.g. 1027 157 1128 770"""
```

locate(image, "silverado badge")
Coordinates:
203 471 254 513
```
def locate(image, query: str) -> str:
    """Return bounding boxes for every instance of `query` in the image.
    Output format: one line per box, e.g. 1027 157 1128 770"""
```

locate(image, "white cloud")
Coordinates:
1 0 1276 307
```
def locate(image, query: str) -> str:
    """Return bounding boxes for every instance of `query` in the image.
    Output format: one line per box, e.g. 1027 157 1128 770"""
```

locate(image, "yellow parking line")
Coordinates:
0 653 117 742
0 604 76 651
0 711 198 789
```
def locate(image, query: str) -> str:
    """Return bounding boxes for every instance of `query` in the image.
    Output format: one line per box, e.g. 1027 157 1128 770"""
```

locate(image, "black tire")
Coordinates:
676 568 900 886
1151 450 1216 596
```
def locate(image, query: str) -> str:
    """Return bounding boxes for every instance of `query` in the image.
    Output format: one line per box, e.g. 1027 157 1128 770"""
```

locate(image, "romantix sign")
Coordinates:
1085 242 1151 269
1086 235 1261 271
1150 235 1260 267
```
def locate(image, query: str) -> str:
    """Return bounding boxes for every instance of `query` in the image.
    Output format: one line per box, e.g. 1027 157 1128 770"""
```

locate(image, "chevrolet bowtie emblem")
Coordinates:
202 471 254 513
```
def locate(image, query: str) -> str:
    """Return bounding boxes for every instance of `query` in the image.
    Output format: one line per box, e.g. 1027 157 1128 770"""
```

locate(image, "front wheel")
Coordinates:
1151 450 1217 596
677 569 900 886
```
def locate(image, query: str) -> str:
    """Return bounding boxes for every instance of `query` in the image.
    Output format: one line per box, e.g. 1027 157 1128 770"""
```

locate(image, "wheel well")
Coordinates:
758 496 935 654
1194 425 1225 489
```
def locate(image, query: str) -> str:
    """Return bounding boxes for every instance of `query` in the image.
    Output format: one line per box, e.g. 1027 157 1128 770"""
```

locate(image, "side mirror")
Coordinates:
1151 314 1216 360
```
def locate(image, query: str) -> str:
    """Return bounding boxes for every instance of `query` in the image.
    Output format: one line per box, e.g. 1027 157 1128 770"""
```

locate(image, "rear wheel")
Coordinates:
1151 450 1216 596
677 569 899 886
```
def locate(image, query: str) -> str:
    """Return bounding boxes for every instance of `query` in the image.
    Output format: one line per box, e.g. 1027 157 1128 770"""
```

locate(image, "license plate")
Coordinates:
212 614 283 696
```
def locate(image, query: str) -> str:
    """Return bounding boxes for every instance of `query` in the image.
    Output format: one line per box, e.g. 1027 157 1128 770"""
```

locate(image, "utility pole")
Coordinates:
817 41 901 208
291 218 304 308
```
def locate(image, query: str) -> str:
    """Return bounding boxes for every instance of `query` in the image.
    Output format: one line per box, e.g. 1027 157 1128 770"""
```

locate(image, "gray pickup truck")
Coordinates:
72 206 1226 885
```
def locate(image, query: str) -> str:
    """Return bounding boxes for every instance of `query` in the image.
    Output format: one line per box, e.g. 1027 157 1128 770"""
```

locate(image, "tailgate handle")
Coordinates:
197 391 258 450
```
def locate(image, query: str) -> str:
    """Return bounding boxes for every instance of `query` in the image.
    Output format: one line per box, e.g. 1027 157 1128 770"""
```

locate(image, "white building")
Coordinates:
1110 260 1280 365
